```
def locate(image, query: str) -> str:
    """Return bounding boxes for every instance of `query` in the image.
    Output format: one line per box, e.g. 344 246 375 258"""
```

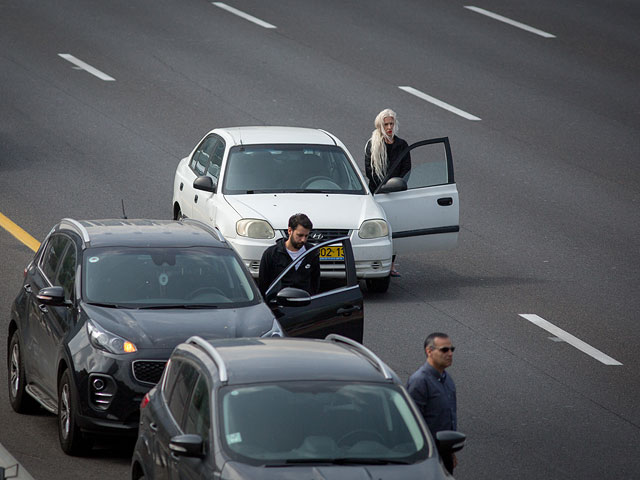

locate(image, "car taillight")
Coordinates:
140 393 150 409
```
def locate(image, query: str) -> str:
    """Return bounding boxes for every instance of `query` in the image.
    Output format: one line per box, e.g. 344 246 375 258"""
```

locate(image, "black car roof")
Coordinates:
57 219 226 248
186 337 399 385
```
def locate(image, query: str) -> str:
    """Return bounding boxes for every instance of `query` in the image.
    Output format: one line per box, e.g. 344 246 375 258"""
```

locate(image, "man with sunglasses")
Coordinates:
407 332 458 474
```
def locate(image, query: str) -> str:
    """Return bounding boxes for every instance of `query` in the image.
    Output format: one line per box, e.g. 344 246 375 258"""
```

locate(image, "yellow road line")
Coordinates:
0 212 41 252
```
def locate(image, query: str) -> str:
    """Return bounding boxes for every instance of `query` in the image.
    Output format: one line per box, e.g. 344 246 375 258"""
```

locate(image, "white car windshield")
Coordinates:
223 145 366 194
220 382 428 465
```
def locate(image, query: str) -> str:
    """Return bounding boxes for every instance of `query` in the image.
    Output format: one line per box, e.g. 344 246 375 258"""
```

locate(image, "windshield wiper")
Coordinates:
137 304 220 310
86 302 127 309
279 458 410 466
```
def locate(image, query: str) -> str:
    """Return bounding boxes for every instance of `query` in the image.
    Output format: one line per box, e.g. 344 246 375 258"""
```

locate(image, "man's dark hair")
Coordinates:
289 213 313 231
424 332 450 350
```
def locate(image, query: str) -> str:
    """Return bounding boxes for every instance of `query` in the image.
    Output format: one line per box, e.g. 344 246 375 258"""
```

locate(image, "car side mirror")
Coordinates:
37 286 69 306
169 434 205 458
435 430 466 454
276 287 311 307
193 175 216 193
377 177 407 194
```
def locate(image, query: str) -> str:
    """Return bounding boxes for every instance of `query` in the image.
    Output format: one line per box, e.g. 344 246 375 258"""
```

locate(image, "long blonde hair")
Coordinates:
368 109 398 182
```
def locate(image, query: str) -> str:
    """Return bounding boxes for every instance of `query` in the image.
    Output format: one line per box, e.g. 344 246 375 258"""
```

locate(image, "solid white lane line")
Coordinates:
519 314 622 365
58 54 115 81
465 6 556 38
212 2 276 29
398 86 481 121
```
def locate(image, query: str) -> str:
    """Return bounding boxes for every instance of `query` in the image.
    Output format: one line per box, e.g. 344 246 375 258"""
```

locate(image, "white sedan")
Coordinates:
172 126 459 293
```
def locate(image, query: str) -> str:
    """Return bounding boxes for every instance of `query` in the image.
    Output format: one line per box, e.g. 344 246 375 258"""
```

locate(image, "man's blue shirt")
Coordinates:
406 362 457 435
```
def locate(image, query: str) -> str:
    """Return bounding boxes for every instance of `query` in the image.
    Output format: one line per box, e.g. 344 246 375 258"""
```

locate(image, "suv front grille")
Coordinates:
132 360 167 385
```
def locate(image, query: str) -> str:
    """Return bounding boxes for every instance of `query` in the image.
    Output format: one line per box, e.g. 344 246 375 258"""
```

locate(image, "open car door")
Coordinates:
373 137 459 255
264 237 364 342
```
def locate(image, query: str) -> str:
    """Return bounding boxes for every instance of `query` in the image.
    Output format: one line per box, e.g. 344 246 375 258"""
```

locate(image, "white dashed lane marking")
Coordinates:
58 54 116 81
212 2 276 29
465 6 556 38
399 86 481 121
519 314 622 365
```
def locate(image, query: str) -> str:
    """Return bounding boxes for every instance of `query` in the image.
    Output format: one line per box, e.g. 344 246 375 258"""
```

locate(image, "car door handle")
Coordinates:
24 284 32 293
38 304 48 313
194 194 198 203
179 182 184 191
437 197 453 206
337 305 361 316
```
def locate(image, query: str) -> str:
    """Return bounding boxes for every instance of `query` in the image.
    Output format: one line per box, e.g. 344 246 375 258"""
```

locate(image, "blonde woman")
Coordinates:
364 108 411 277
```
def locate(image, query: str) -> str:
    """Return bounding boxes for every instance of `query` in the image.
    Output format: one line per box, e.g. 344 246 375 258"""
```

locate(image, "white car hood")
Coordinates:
225 194 384 230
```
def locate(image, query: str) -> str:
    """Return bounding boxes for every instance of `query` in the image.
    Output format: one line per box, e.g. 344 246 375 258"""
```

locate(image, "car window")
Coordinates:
83 246 259 308
55 243 77 300
190 136 218 176
223 145 365 195
168 362 199 425
403 141 452 190
40 235 72 282
220 382 428 465
184 374 211 441
207 139 225 181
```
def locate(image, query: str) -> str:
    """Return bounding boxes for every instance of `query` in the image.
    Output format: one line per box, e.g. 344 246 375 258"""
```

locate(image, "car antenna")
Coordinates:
121 199 128 219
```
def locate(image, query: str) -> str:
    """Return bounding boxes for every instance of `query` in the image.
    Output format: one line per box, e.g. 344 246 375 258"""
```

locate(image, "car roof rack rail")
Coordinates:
186 336 228 383
181 218 226 243
325 334 393 380
60 218 91 244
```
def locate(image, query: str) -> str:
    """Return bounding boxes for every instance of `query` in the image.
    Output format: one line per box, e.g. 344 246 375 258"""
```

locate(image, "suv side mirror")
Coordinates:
377 177 407 194
193 175 216 193
169 434 205 458
435 430 466 454
37 286 68 306
276 287 311 307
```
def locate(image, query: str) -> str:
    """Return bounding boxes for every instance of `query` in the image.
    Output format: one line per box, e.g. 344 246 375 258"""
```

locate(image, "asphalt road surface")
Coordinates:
1 1 639 479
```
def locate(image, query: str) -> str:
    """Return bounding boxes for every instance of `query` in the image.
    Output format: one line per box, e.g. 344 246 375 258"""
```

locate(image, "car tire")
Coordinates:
174 205 184 220
8 330 39 413
366 275 390 293
58 369 92 455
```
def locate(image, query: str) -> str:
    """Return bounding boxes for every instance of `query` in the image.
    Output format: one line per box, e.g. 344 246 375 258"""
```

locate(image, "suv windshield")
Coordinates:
83 246 259 307
223 145 366 194
220 382 428 465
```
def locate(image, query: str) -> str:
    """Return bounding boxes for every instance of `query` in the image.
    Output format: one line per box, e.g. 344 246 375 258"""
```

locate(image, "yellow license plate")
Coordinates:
319 246 344 261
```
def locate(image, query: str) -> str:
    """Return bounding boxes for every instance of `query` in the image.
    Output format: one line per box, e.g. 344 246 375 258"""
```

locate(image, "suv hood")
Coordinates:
225 194 384 230
221 460 439 479
82 302 273 349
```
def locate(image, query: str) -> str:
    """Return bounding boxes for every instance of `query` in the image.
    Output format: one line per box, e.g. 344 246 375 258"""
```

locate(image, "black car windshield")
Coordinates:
222 145 366 194
82 246 259 308
219 382 429 465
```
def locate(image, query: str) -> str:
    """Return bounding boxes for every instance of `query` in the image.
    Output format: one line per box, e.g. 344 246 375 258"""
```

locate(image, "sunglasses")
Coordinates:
431 346 455 353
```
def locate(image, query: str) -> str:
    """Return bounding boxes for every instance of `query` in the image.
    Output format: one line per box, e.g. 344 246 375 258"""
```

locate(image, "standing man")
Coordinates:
406 332 458 475
258 213 320 296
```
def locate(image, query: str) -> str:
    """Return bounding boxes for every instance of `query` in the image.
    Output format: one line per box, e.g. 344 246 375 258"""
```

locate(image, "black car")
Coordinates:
7 218 363 455
131 335 465 480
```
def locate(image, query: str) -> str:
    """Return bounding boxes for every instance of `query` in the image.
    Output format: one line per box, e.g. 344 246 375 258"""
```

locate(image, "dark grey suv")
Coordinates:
131 335 465 479
7 218 363 455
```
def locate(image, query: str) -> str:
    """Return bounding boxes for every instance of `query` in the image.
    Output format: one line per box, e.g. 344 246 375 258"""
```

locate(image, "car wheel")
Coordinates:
58 369 92 455
366 275 390 293
8 330 38 413
174 205 184 220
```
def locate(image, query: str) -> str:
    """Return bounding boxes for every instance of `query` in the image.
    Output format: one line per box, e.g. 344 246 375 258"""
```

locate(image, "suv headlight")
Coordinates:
236 219 275 239
261 318 284 338
87 320 137 354
358 219 389 239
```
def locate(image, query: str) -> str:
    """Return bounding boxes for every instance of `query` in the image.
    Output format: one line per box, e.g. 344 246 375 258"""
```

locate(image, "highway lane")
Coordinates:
1 0 639 478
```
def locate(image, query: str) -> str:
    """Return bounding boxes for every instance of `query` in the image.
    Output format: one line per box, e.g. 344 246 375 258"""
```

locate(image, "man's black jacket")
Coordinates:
258 238 320 296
